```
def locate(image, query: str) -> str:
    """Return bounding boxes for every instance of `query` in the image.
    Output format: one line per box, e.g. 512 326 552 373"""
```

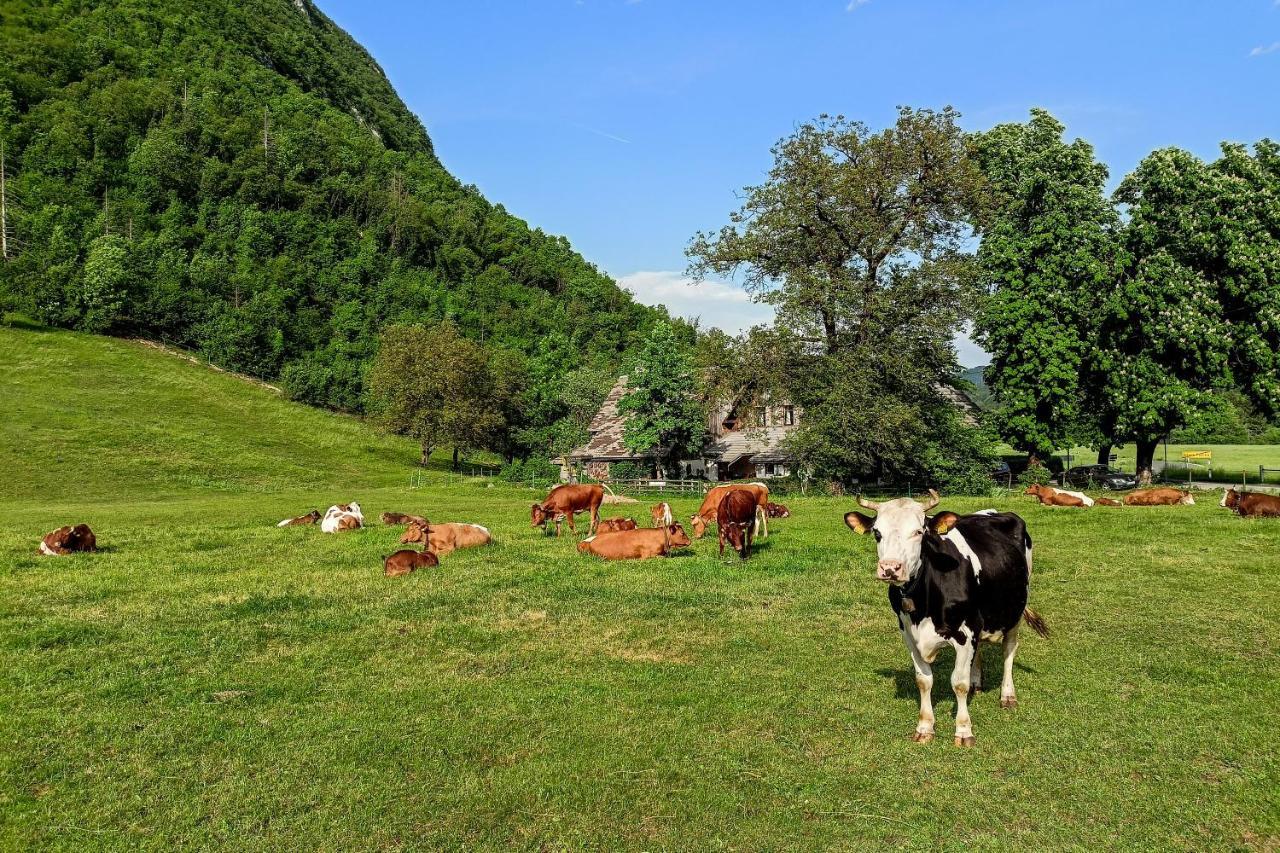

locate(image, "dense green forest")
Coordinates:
0 0 670 420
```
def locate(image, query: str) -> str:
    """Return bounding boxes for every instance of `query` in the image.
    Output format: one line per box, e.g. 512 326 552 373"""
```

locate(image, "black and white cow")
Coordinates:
845 490 1048 747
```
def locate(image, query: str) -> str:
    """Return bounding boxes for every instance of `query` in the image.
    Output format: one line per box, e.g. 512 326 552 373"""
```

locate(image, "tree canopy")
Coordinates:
617 322 705 477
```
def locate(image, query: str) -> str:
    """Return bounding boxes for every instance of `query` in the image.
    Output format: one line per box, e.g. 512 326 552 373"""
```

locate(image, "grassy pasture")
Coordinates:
2 325 1278 849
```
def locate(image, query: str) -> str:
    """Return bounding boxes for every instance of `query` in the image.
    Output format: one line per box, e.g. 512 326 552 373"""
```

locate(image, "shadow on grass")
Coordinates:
877 655 1039 700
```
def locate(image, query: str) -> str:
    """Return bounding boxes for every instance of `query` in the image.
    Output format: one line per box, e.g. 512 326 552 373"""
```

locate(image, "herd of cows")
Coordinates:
29 479 1278 745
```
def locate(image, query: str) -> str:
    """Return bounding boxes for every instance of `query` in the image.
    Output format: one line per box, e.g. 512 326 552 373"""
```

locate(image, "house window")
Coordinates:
783 406 795 426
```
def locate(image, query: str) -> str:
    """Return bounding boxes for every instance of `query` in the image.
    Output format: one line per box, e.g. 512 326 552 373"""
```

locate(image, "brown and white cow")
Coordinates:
401 521 492 556
765 502 791 518
277 510 321 527
38 524 97 556
381 511 429 527
650 501 673 528
1122 488 1194 506
717 489 758 560
321 502 365 533
1024 484 1093 507
690 482 769 539
532 483 604 536
1221 488 1280 518
383 546 440 577
596 517 638 533
576 524 692 560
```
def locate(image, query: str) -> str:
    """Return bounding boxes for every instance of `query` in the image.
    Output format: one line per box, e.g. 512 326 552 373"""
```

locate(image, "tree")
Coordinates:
617 322 705 477
1104 143 1280 483
687 107 985 358
687 108 995 489
969 110 1119 465
366 323 508 466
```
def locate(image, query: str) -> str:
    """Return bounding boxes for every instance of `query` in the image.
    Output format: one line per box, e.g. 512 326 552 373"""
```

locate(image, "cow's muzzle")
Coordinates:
876 560 906 584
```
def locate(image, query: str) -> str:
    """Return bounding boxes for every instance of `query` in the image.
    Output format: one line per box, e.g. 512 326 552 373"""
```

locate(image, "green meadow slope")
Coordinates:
1 324 1278 849
2 322 419 502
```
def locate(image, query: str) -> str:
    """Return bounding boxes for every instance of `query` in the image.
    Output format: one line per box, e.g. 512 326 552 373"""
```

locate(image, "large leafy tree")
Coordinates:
969 110 1119 465
366 322 510 467
617 322 705 477
1104 143 1280 483
687 108 994 488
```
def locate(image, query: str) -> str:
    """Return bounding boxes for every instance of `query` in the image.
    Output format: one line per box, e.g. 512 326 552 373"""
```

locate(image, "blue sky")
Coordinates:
322 0 1280 365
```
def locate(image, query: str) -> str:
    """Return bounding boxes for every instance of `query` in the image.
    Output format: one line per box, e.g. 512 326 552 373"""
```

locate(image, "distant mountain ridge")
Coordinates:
0 0 671 413
958 365 994 411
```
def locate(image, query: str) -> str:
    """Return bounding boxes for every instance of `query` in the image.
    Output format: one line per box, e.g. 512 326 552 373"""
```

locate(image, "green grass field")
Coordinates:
3 325 1278 849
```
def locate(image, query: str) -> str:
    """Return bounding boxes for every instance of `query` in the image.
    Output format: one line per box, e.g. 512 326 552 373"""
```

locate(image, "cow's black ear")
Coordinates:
930 512 960 535
844 512 874 534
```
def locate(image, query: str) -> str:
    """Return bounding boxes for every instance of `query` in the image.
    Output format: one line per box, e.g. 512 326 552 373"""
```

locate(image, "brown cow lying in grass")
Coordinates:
1220 488 1280 517
383 546 439 577
401 521 492 556
39 524 97 556
577 524 691 560
381 511 429 527
596 517 637 533
1123 488 1194 506
1024 483 1092 507
277 510 321 527
765 502 790 518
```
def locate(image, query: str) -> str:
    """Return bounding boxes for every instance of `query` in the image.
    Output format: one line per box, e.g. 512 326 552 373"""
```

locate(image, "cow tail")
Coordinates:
601 483 616 497
1022 607 1049 639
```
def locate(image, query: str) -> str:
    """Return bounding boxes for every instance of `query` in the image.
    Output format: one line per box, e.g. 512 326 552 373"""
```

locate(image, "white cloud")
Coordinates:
846 0 869 10
619 270 774 334
953 323 989 368
1249 41 1280 56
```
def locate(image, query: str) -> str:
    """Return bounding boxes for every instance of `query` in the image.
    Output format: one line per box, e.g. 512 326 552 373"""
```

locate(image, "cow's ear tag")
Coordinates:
844 512 874 534
930 512 959 535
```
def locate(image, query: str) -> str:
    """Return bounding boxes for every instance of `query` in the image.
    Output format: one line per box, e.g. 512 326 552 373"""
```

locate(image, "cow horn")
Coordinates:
857 495 880 510
919 489 940 511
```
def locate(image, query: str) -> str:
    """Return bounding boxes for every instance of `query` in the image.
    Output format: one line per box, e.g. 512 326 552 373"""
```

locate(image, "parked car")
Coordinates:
991 460 1012 484
1063 464 1137 491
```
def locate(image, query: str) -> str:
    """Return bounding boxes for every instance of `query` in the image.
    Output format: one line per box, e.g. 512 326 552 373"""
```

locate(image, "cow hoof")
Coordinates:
1000 697 1018 709
954 735 975 748
910 731 934 744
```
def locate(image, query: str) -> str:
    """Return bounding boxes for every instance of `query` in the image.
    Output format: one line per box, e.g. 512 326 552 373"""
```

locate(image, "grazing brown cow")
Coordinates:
690 482 770 538
765 502 790 518
596 517 638 533
532 483 604 536
717 489 759 559
576 524 692 560
1023 484 1091 507
650 501 673 528
401 522 493 556
38 524 97 556
276 510 321 527
1122 488 1195 506
381 511 429 527
1221 488 1280 518
383 546 440 577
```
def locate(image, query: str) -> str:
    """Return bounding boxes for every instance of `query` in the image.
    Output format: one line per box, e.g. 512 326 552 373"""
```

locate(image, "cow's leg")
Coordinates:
565 512 575 536
951 633 976 747
969 643 983 692
1000 624 1020 709
900 625 935 743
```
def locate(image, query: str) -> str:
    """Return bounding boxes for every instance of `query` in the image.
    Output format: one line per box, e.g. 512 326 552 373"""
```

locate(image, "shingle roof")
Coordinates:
566 377 646 461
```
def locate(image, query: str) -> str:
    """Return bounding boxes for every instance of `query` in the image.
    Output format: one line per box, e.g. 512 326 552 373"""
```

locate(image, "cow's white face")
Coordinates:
846 498 929 585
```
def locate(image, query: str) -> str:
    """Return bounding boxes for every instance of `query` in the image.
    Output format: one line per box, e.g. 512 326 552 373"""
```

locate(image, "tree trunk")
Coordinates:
1096 443 1112 466
420 443 433 466
1135 438 1158 486
451 447 460 470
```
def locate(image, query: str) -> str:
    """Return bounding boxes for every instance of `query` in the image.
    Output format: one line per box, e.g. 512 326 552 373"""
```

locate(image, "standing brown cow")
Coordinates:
532 483 604 536
650 501 673 528
576 524 692 560
1122 488 1195 506
717 489 758 559
38 524 97 556
1221 488 1280 517
690 482 769 539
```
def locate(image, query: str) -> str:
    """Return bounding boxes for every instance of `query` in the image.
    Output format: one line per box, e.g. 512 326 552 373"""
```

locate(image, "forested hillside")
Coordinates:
0 0 667 413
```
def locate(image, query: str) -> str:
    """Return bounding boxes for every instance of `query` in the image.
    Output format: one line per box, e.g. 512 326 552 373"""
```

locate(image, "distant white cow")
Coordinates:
321 502 364 533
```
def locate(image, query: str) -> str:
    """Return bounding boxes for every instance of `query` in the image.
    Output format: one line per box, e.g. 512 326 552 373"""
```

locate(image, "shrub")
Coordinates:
1017 464 1054 487
498 458 560 485
609 461 652 481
